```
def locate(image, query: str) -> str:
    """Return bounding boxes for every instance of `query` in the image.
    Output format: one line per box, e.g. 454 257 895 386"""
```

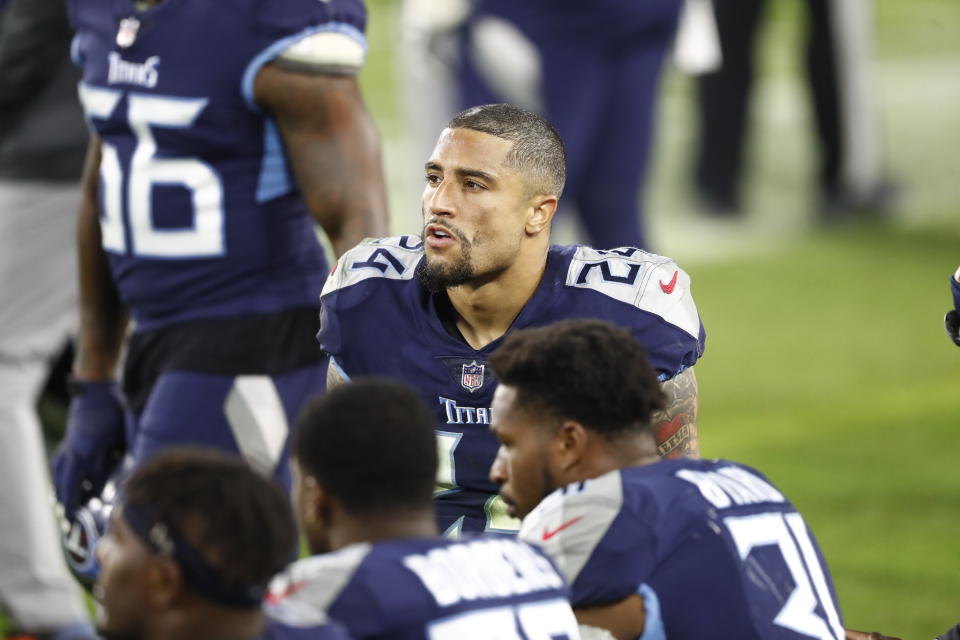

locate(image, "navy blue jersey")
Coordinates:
264 535 579 640
520 460 845 640
69 0 367 330
319 236 705 534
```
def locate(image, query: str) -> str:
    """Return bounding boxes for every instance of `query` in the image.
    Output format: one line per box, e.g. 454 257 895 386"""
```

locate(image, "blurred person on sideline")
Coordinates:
91 449 336 640
263 379 580 639
52 0 389 584
0 0 96 636
694 0 895 220
400 0 685 251
319 103 705 536
944 265 960 346
488 319 846 639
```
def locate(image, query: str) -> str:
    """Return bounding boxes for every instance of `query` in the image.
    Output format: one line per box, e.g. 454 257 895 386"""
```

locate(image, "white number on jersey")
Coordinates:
79 84 225 259
427 599 580 640
724 512 844 640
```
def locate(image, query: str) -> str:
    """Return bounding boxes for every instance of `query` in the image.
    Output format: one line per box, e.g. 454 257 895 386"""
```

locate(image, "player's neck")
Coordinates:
446 244 548 349
145 606 262 640
571 432 661 482
331 509 438 550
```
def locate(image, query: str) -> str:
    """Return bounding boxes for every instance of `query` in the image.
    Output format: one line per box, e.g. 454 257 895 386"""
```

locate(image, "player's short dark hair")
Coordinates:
448 103 567 198
489 319 666 438
123 449 295 593
293 378 438 515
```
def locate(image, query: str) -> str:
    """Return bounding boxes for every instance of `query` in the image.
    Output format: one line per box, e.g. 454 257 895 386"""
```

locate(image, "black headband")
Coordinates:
122 502 265 608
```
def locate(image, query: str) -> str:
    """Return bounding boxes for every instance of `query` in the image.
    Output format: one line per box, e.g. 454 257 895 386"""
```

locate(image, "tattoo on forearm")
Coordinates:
651 368 700 459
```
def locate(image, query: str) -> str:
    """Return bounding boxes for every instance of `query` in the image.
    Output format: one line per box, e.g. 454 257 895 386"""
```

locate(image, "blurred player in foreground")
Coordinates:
944 265 960 347
54 0 388 578
488 319 846 639
0 0 96 636
319 103 704 536
263 379 580 639
93 449 308 640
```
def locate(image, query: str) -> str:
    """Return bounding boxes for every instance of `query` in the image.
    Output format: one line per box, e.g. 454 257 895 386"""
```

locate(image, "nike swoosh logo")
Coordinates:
542 516 582 542
660 270 678 294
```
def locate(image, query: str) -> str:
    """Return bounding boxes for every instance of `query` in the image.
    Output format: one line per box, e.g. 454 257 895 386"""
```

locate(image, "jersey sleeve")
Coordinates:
242 0 367 107
317 236 424 377
564 246 705 381
264 545 371 635
519 470 658 607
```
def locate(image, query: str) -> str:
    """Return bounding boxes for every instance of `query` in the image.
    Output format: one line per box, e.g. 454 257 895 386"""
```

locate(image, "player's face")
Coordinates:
419 128 536 290
94 510 153 640
489 384 559 520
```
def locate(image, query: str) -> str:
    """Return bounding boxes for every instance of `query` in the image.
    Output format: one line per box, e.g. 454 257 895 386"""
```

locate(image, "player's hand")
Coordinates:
845 628 903 640
52 380 127 519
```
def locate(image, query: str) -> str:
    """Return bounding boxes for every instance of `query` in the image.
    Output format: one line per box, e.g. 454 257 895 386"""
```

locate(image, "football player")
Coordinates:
945 265 960 346
488 319 846 639
263 379 580 639
92 449 345 640
0 0 96 635
54 0 388 562
319 103 704 535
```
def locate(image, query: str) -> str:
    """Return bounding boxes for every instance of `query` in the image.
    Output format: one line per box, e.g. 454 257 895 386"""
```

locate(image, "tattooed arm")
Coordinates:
651 367 699 459
326 358 348 390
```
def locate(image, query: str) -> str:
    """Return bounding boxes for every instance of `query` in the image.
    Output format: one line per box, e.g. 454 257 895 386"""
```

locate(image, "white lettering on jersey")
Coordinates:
565 246 701 339
321 236 422 297
107 53 160 88
403 539 563 608
675 466 786 509
438 396 493 425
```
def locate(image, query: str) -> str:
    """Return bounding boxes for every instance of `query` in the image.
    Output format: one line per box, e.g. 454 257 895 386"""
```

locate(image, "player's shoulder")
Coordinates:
519 470 629 581
550 244 701 338
265 543 373 628
321 236 424 299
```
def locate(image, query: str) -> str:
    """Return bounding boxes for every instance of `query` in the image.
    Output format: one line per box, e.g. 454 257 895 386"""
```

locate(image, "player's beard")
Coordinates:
417 222 476 292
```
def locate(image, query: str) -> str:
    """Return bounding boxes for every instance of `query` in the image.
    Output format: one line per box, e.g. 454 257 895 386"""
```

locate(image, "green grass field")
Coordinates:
5 2 957 638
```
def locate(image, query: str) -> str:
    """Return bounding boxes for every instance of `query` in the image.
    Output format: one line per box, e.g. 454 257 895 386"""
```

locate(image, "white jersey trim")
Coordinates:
266 542 373 627
565 246 701 340
321 236 424 298
519 470 624 587
242 22 368 111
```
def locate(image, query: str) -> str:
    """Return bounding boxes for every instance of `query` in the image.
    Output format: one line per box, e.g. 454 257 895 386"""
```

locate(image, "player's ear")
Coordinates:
553 419 588 471
148 555 184 609
525 194 557 235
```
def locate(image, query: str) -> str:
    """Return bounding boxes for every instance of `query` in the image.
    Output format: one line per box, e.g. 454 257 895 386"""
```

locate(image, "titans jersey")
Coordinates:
69 0 367 330
520 460 845 640
264 536 579 640
319 236 705 534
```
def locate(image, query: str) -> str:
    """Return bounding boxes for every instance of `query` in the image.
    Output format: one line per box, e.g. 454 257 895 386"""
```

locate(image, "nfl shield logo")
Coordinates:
461 361 485 392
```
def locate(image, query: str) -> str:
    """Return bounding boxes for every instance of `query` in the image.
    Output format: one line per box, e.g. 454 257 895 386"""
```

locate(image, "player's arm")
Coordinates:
254 64 388 256
326 358 347 390
844 629 903 640
74 136 129 380
574 595 646 640
651 367 699 459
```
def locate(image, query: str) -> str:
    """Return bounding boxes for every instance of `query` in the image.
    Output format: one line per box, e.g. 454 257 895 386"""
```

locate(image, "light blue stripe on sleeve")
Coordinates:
240 22 367 111
256 118 292 202
638 583 666 640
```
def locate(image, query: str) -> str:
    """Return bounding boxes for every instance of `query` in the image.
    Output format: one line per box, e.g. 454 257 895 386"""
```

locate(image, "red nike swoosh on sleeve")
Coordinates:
541 516 583 542
660 270 678 294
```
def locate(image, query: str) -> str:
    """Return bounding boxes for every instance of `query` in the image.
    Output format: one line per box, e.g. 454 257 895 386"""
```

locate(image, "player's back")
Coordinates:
521 459 845 640
264 535 581 639
69 0 366 330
